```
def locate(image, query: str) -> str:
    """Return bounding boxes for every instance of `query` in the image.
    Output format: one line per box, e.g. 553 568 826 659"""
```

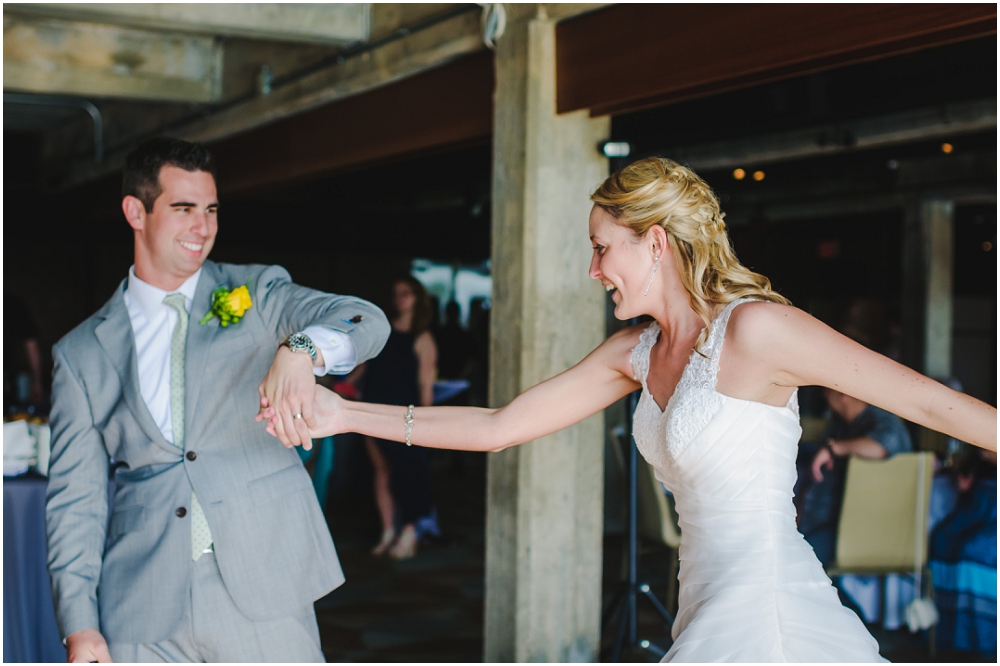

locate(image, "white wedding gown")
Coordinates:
631 299 885 662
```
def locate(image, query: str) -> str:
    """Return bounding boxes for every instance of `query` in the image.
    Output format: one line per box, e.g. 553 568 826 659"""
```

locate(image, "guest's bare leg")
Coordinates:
365 436 396 554
389 523 418 560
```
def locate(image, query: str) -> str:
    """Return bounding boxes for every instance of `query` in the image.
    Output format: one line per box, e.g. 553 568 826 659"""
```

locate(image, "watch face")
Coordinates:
287 333 316 360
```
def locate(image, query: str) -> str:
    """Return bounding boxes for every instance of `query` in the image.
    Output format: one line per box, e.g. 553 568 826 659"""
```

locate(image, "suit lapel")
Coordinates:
184 261 224 432
94 282 178 456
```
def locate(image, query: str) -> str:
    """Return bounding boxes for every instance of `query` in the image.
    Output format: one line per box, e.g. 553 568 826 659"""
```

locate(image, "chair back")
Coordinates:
800 416 831 443
834 451 934 572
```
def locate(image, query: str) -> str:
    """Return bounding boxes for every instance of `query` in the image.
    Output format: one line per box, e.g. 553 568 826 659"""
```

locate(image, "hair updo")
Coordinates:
591 157 789 347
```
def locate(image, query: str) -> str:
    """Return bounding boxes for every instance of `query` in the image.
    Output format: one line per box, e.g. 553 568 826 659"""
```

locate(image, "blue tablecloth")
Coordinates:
4 474 65 663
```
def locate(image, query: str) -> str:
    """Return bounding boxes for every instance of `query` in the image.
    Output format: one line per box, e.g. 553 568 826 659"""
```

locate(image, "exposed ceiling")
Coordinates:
2 3 483 189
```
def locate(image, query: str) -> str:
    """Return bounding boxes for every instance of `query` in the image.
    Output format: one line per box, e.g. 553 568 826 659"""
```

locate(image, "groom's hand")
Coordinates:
258 346 319 449
66 628 112 662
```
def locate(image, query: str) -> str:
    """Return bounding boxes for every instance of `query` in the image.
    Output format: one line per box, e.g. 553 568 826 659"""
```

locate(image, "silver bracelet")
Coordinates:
404 404 415 446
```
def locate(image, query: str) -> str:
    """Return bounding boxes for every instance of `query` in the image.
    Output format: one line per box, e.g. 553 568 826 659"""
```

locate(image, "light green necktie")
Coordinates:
163 294 214 561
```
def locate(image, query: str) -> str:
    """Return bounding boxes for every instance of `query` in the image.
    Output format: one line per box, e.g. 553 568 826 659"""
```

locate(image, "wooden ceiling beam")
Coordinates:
6 3 369 45
3 15 222 102
557 4 997 117
210 51 495 196
54 7 488 190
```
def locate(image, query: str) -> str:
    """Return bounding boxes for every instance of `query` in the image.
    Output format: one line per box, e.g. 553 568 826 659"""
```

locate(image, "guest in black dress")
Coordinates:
360 276 438 559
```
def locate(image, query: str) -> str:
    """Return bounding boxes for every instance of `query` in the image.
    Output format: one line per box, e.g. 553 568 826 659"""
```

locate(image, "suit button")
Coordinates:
186 451 197 461
176 507 187 518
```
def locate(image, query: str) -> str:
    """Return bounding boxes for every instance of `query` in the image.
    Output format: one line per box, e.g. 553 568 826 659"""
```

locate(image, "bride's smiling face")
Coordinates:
589 205 655 320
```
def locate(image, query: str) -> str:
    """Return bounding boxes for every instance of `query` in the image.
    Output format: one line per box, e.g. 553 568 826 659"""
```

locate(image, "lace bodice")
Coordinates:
629 298 798 469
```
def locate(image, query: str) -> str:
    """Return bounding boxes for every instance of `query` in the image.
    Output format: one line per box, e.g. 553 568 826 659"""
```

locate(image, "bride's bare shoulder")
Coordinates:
595 322 654 378
726 300 816 352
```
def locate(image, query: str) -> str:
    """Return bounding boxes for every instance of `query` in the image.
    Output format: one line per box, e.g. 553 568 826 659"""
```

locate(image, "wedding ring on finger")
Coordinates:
293 413 303 420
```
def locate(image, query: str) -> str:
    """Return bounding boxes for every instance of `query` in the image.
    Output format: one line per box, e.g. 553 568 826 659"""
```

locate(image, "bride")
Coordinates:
259 157 996 662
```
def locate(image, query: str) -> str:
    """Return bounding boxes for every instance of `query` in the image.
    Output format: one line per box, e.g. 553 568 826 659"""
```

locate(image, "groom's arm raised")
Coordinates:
46 346 113 662
252 265 390 446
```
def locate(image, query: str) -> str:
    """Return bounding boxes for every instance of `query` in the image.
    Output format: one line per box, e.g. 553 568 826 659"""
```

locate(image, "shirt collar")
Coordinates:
127 266 202 320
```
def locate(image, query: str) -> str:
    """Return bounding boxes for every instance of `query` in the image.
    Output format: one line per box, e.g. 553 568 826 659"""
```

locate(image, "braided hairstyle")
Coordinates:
591 157 789 348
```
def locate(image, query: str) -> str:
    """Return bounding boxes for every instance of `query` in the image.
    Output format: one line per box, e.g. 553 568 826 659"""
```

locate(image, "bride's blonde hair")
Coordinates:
591 157 789 347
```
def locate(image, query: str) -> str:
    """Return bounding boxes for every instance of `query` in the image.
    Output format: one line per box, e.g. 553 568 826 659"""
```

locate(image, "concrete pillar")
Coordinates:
485 5 610 662
901 199 955 378
921 199 954 379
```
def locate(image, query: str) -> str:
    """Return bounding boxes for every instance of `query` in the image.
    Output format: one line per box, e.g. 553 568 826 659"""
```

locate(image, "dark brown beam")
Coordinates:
210 51 494 195
556 4 997 117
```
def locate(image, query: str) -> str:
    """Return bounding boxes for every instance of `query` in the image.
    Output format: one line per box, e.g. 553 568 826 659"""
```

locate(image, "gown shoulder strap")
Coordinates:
699 298 756 387
629 321 660 385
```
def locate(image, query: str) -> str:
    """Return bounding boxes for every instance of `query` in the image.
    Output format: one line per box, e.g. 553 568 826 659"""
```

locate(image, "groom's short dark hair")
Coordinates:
123 137 216 212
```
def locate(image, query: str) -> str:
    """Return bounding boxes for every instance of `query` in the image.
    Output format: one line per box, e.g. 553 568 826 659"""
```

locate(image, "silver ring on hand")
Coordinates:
293 413 303 420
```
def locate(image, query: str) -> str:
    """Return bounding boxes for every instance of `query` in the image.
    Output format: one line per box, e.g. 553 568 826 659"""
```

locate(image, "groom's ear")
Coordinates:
122 196 146 231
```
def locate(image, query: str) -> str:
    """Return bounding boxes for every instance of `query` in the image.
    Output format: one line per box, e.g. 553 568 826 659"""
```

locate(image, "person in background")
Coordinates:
435 301 474 381
929 446 997 655
4 293 46 413
360 276 438 559
797 388 913 566
465 297 491 408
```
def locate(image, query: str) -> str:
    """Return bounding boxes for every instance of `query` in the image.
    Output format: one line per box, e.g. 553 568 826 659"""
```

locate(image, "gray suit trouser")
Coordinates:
107 554 324 663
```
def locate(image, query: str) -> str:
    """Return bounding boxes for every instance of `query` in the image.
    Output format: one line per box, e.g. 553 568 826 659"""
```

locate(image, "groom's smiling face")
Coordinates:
128 165 219 289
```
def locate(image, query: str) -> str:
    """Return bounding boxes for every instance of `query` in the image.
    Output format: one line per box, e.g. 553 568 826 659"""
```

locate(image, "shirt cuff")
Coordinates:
302 326 358 376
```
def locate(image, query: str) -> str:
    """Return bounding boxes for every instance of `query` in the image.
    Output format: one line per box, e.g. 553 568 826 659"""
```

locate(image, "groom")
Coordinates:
46 137 389 662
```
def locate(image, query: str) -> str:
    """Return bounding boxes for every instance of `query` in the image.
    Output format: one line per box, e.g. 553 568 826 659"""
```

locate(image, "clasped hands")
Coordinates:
255 346 342 449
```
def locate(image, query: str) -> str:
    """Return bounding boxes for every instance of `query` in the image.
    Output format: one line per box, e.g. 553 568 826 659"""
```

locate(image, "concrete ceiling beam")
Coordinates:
3 15 223 102
5 3 369 45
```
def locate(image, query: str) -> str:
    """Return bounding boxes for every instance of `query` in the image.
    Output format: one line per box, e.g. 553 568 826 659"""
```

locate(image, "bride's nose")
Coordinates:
589 252 602 279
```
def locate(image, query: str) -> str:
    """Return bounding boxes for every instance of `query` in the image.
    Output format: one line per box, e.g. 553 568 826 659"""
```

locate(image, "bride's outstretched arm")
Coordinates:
258 326 643 451
736 303 996 452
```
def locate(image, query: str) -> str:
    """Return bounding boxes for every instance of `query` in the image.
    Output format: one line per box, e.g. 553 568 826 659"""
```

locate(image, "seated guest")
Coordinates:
930 447 997 656
797 388 913 566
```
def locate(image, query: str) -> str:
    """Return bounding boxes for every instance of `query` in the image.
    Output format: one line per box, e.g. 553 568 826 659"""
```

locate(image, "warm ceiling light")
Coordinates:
753 170 765 181
732 168 746 180
983 241 993 252
941 142 954 154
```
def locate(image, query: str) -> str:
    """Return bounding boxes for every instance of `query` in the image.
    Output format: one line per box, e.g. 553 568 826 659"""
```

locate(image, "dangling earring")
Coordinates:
644 255 659 296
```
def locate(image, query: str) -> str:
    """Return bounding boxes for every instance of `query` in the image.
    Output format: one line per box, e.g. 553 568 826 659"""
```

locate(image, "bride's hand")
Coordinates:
257 384 346 444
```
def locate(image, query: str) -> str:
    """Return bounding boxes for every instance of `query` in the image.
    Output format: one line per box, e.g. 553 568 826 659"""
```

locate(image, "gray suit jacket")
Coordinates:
45 261 390 644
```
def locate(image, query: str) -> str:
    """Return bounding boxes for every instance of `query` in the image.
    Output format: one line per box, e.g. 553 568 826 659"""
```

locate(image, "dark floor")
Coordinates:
316 442 486 662
312 440 990 663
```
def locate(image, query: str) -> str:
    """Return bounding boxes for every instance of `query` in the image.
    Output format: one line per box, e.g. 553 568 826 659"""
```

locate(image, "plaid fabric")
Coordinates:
930 479 997 655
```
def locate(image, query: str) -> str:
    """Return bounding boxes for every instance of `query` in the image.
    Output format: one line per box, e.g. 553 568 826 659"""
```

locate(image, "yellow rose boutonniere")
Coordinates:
199 284 252 327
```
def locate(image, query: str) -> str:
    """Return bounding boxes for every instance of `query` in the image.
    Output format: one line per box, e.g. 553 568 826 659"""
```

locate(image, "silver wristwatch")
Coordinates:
281 332 318 363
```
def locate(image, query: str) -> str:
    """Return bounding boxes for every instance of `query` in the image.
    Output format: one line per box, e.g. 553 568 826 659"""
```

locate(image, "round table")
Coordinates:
3 474 66 663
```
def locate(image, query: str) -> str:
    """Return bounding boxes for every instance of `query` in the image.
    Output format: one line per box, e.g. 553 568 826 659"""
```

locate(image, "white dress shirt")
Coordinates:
123 267 356 443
